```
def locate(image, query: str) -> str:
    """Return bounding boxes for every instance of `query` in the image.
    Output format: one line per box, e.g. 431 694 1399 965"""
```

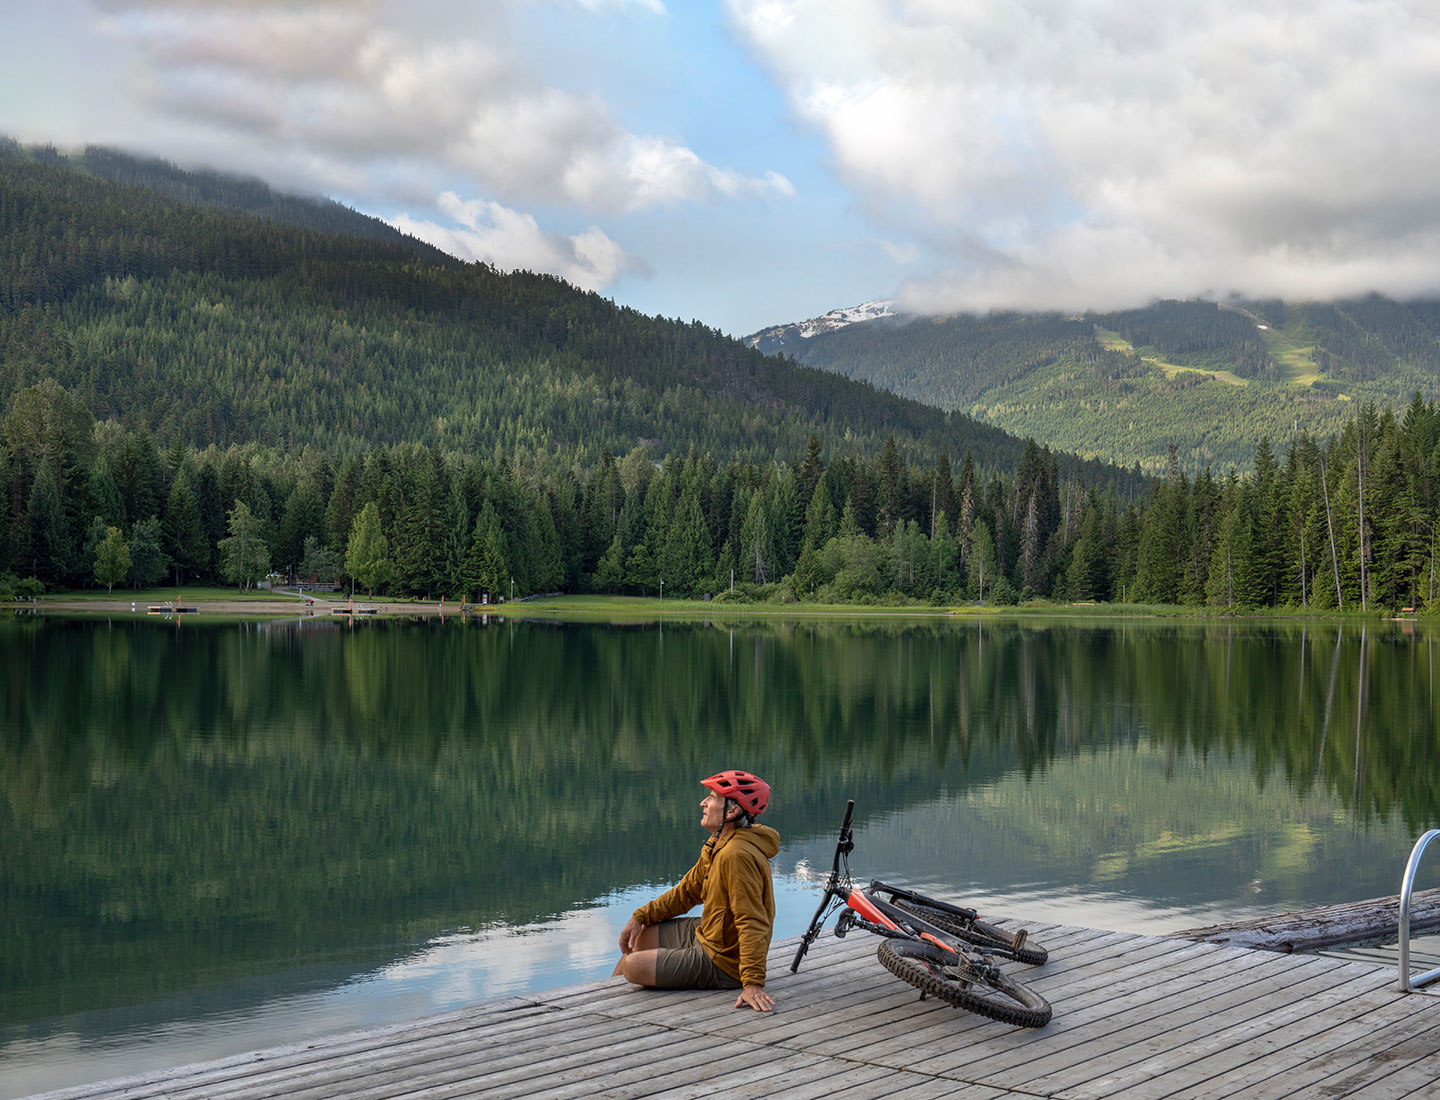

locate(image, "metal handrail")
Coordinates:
1399 828 1440 992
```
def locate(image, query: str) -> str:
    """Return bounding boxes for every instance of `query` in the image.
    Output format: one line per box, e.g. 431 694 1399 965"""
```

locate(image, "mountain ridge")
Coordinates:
748 293 1440 473
0 138 1138 489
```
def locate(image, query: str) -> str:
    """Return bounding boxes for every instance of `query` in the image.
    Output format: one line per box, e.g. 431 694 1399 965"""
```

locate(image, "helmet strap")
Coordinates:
726 798 753 829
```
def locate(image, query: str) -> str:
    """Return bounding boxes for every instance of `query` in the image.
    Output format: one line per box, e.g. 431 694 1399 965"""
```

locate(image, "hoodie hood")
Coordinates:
730 823 780 861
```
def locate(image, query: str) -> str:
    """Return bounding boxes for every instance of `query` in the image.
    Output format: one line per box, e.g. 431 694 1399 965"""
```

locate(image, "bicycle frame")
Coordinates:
792 799 1028 973
790 799 1053 1028
794 801 990 971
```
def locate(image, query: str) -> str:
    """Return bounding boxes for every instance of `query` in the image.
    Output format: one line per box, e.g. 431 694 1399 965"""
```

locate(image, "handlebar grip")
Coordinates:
790 939 808 972
840 799 855 833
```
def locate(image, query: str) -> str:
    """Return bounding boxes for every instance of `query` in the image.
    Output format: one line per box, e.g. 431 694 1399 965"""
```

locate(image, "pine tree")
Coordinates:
594 534 626 592
463 501 507 600
876 435 905 535
968 519 995 604
769 473 802 578
738 491 773 584
128 516 169 589
796 433 824 509
930 452 955 538
660 480 713 596
24 464 71 583
163 467 209 584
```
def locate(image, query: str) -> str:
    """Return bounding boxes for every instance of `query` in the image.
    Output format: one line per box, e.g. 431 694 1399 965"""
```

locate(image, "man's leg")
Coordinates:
612 922 661 985
614 918 737 992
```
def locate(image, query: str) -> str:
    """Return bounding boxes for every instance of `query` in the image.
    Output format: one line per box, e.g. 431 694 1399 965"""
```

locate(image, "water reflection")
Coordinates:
3 615 1439 1096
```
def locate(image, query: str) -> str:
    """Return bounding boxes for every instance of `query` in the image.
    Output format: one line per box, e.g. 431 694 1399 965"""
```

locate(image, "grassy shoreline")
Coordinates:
10 587 1420 625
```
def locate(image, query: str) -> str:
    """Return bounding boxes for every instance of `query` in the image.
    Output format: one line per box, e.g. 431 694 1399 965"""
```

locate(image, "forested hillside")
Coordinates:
761 296 1440 475
0 140 1044 467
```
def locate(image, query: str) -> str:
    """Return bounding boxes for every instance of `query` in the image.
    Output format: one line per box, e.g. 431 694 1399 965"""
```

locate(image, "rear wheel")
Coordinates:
877 939 1052 1028
890 898 1048 966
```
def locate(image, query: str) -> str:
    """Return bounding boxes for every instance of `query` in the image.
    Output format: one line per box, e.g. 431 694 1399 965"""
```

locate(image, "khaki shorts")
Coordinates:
651 917 742 990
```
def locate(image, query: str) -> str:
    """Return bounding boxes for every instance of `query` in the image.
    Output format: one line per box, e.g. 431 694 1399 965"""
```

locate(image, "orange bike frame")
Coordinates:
845 887 956 955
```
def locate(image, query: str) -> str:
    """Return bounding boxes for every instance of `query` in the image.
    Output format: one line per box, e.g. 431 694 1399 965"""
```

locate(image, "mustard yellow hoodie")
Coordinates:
632 823 780 988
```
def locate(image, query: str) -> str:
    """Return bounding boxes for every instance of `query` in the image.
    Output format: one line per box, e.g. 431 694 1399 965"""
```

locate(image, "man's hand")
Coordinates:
618 917 645 955
735 985 774 1012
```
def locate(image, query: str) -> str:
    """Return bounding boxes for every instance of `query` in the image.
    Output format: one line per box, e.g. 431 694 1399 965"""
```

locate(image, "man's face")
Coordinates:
700 789 730 832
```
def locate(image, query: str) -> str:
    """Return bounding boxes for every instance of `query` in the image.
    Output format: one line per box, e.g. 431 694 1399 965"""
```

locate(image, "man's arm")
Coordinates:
630 854 706 928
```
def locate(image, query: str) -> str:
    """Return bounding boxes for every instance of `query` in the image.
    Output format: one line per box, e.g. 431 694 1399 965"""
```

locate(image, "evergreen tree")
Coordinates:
116 428 163 526
769 473 802 578
801 475 837 551
464 500 507 600
876 435 905 535
796 433 824 508
1067 497 1110 601
594 534 626 592
391 448 444 596
1134 478 1183 604
88 454 126 529
325 455 362 555
712 539 736 595
956 452 976 565
931 510 959 597
660 480 713 596
163 467 209 584
128 516 169 589
275 481 324 581
299 535 341 585
436 479 470 598
625 539 658 594
738 491 773 584
24 464 71 583
930 452 955 538
968 519 995 604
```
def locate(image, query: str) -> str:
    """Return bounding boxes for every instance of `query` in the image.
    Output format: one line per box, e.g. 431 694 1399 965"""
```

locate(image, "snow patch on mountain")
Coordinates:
745 300 897 354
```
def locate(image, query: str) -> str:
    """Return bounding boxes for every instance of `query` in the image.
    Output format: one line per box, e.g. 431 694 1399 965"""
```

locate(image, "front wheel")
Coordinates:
890 898 1048 966
877 940 1052 1028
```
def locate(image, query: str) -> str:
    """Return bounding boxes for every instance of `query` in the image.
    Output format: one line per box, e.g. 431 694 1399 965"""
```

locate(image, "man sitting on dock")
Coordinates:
614 770 780 1012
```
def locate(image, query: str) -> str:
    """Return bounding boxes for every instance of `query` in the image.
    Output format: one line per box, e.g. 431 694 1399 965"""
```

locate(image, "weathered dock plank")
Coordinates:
22 921 1440 1100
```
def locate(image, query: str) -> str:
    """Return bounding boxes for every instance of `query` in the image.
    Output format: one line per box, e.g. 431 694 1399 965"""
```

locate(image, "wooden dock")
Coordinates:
26 921 1440 1100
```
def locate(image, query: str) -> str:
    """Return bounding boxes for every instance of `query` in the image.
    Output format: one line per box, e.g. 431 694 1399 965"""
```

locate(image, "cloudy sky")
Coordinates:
7 0 1440 335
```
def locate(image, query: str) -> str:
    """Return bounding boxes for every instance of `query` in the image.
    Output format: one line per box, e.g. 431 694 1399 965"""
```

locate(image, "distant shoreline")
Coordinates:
11 590 1416 624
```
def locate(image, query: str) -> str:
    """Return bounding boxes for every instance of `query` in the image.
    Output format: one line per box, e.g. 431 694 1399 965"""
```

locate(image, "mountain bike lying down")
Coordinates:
790 799 1052 1028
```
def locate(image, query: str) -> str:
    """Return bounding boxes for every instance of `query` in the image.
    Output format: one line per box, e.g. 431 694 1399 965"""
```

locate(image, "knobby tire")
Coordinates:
877 940 1052 1029
890 898 1048 966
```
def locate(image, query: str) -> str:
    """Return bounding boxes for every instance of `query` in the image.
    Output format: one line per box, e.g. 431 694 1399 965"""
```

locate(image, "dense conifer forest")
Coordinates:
0 140 1041 465
769 295 1440 475
3 140 1437 612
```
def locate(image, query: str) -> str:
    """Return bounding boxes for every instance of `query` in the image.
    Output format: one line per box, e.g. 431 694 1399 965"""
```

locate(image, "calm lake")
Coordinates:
4 612 1440 1097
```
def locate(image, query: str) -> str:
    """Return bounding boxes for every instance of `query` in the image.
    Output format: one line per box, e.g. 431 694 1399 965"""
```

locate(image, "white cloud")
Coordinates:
388 192 640 292
565 0 667 13
727 0 1440 312
101 1 789 214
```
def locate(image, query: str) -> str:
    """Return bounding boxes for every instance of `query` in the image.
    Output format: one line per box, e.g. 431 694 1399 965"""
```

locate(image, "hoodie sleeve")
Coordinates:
632 850 706 926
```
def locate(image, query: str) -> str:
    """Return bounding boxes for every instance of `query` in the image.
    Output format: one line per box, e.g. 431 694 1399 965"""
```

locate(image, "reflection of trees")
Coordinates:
2 616 1438 1025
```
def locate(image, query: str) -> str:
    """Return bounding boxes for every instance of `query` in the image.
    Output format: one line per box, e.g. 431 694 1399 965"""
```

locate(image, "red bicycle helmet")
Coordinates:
702 770 770 816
